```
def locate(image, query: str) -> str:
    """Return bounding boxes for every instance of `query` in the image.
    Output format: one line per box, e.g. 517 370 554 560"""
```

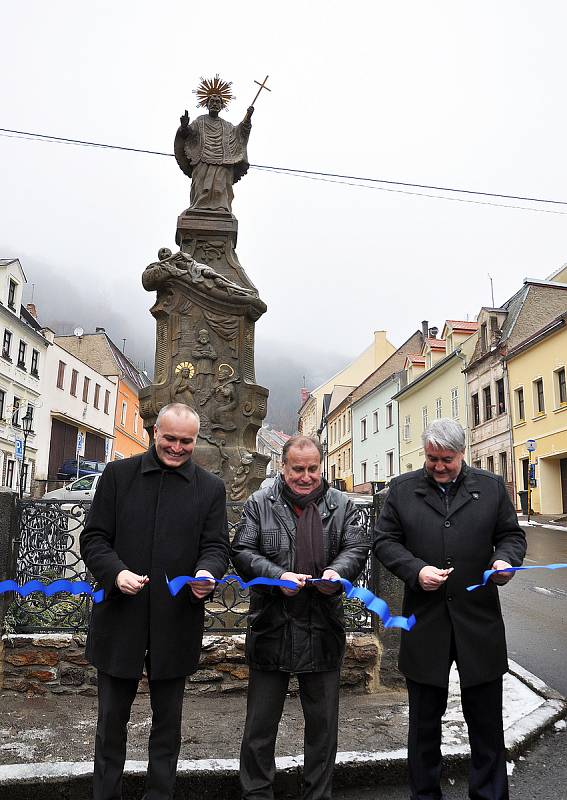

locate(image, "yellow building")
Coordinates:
396 322 478 471
326 386 355 490
298 331 396 437
507 312 567 514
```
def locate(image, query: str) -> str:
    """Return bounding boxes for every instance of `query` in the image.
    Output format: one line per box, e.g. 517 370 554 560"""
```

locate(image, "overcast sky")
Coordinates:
2 1 567 393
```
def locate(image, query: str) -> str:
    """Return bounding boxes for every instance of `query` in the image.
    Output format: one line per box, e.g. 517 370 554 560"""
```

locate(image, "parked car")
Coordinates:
57 458 106 480
44 473 102 501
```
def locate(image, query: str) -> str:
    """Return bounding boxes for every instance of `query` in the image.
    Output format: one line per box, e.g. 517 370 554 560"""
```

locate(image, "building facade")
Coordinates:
351 330 424 491
507 313 567 514
396 323 478 472
56 329 150 460
34 330 117 493
326 386 355 490
0 258 49 495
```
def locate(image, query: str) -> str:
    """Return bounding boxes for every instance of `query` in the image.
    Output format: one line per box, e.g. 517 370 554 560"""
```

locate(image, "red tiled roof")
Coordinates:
425 337 446 350
446 320 480 332
406 354 426 364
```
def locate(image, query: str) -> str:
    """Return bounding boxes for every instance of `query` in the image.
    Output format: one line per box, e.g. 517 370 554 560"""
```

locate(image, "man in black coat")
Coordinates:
374 418 526 800
80 403 229 800
232 435 370 800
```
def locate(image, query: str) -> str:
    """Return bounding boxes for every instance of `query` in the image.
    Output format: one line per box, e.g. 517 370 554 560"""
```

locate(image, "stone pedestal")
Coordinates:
139 208 270 500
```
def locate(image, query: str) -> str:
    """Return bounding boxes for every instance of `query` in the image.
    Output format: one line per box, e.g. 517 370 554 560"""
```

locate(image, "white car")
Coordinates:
43 473 102 502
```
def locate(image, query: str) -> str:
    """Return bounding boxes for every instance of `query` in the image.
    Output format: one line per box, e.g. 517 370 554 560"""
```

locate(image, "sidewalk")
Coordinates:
0 660 564 799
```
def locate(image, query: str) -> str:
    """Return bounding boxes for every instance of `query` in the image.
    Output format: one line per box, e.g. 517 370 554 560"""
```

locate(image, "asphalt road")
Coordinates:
334 521 567 799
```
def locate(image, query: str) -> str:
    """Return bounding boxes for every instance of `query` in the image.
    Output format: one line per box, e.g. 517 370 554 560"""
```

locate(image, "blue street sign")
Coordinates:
526 439 536 452
14 438 23 461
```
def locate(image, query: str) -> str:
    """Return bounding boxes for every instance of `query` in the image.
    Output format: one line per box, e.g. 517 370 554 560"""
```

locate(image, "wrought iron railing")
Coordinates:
8 498 375 635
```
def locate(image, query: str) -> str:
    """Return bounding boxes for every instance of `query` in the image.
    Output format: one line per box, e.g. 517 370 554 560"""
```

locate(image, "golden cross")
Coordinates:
250 75 271 107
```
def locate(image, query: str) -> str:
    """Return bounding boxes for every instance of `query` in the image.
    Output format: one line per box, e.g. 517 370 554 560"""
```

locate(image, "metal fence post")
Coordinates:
0 488 18 633
371 488 405 687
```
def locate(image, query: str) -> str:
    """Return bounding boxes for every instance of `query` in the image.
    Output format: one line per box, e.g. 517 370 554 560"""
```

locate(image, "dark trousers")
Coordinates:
94 669 186 800
240 668 340 800
406 676 508 800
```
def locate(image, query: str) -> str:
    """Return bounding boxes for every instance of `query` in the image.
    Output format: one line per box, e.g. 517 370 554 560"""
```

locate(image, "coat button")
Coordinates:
446 558 453 566
444 520 451 528
447 595 453 601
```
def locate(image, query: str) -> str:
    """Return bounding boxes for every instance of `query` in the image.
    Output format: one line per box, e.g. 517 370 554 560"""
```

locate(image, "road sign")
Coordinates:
526 439 536 452
76 430 85 457
14 438 23 461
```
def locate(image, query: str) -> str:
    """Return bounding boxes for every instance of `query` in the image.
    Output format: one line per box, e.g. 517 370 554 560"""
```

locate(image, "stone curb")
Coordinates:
1 660 565 799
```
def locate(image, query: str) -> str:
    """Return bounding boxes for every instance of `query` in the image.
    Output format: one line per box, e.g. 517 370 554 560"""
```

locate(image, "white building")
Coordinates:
0 258 49 495
34 329 117 493
351 330 424 491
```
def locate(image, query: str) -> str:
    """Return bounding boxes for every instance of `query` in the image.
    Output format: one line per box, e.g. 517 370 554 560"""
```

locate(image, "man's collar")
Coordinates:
141 446 196 482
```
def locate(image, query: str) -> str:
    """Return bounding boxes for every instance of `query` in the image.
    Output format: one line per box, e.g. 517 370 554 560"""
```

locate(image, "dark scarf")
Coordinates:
281 478 328 576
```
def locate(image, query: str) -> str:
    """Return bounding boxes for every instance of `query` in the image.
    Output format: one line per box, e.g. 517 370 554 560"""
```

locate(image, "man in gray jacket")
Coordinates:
232 435 370 800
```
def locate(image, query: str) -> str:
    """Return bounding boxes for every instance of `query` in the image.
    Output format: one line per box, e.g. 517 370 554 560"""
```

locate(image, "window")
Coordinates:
2 329 12 360
515 387 525 422
134 411 138 433
94 384 101 409
386 450 394 477
533 378 545 414
26 404 34 431
403 415 411 441
422 405 428 431
8 279 17 310
472 393 480 426
6 459 15 488
360 417 367 441
451 388 459 419
121 401 127 426
435 398 442 419
361 461 367 483
20 463 29 493
17 340 26 369
499 452 508 482
104 390 110 414
372 410 379 433
0 389 5 419
83 376 90 403
12 397 21 427
483 385 492 421
473 459 482 469
347 410 351 433
374 462 379 478
57 360 66 389
70 369 78 396
31 349 39 377
386 402 393 428
555 367 567 406
487 455 494 473
496 378 506 414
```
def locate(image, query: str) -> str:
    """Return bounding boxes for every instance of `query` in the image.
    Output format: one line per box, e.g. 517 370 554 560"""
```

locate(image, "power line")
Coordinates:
2 125 567 210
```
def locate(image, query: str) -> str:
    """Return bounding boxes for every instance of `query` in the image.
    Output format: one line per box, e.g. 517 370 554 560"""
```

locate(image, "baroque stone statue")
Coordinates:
140 75 271 502
174 75 253 214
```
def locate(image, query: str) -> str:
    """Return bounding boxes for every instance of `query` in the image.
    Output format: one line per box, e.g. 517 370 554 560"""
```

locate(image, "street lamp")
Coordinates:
19 407 34 498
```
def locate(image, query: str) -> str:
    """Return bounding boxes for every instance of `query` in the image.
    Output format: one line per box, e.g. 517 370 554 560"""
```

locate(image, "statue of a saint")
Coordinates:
192 329 217 392
172 366 196 407
210 365 240 431
174 75 253 214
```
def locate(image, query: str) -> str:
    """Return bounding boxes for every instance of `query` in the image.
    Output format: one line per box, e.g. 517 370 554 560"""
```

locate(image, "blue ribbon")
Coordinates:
0 578 105 603
167 574 416 631
167 573 298 595
467 563 567 591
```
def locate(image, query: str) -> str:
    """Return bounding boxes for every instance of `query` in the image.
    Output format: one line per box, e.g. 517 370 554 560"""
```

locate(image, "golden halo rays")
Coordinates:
194 75 234 109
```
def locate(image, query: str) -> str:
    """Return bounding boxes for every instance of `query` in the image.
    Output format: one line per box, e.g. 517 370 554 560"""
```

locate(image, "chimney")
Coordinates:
26 303 38 319
95 327 105 333
300 388 310 405
421 320 429 338
429 326 439 338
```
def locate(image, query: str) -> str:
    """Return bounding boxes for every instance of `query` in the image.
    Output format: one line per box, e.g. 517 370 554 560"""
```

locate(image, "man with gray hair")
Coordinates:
374 418 525 800
81 402 229 800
